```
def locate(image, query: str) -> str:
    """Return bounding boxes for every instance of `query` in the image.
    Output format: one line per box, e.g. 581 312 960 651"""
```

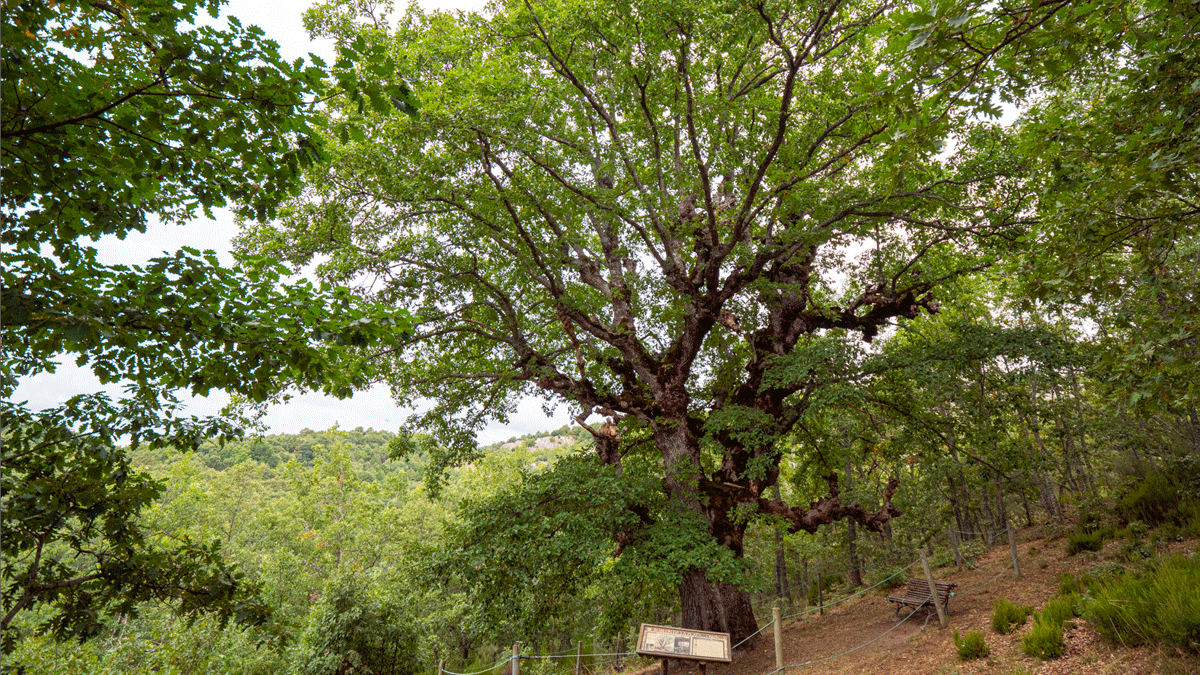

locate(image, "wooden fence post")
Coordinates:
575 641 582 675
773 606 783 670
919 549 947 628
513 643 520 675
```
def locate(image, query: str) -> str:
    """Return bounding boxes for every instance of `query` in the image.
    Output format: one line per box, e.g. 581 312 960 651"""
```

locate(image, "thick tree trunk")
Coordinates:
652 409 899 651
679 570 759 650
656 419 761 649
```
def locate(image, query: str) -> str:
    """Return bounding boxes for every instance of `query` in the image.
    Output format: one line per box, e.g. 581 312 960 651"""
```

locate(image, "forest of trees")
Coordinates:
2 0 1198 672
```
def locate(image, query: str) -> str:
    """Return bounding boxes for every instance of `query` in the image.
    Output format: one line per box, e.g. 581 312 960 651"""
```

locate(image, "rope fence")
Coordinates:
779 560 917 621
749 523 1016 614
438 526 1023 675
769 599 921 673
950 527 1009 538
442 657 513 675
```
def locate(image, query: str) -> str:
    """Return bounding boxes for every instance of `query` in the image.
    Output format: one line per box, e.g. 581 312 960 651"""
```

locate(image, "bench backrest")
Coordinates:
902 579 956 604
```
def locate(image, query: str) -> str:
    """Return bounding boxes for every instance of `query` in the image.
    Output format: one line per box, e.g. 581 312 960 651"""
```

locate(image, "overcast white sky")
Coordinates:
13 0 574 445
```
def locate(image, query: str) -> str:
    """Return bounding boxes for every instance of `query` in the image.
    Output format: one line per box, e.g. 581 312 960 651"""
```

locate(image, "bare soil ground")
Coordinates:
633 527 1199 675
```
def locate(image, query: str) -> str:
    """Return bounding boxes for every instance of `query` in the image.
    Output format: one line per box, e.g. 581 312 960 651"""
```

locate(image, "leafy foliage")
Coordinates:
0 0 411 651
2 0 325 245
290 573 420 675
1 395 269 650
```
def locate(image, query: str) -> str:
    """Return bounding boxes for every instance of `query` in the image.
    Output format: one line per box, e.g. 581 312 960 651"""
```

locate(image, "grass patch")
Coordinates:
1039 593 1080 627
991 598 1033 634
954 630 990 661
1057 572 1091 596
1021 613 1065 659
1084 553 1200 654
1067 531 1103 555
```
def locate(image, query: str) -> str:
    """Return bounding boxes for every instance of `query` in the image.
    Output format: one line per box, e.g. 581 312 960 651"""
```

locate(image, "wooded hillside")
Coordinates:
3 0 1197 672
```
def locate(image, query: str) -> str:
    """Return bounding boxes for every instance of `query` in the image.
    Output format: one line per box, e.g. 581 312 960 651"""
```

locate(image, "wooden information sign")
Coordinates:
635 623 731 663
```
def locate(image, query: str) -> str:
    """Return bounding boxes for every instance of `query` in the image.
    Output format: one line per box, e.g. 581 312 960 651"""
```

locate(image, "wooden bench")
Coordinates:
887 578 957 619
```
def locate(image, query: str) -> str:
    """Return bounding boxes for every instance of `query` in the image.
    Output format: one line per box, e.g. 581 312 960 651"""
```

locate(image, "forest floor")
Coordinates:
631 525 1199 675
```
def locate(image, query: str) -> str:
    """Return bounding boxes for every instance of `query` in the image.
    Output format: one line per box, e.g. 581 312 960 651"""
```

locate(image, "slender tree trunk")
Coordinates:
844 458 863 587
846 519 863 587
772 484 792 604
1019 478 1034 526
881 473 896 554
981 484 997 545
1067 367 1097 488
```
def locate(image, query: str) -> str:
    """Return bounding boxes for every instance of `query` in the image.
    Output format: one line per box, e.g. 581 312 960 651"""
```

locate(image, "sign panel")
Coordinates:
635 624 731 663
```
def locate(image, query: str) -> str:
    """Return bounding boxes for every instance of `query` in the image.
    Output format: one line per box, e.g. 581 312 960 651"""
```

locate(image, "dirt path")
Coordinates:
640 527 1198 675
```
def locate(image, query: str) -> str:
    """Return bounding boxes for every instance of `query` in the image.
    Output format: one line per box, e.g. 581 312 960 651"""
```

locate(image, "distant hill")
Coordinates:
130 424 593 483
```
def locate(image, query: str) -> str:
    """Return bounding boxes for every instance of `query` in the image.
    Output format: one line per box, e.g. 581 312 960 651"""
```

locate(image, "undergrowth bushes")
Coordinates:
1115 458 1200 535
1019 594 1079 659
1039 593 1081 628
954 630 989 661
1067 531 1104 555
1022 613 1065 659
1085 553 1200 654
992 598 1034 634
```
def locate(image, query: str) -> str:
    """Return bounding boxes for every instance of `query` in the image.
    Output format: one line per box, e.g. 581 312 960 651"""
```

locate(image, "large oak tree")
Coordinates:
255 0 1042 645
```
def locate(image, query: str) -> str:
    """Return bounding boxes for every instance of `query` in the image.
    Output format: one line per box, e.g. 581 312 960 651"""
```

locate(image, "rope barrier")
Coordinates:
769 598 921 672
955 561 1014 596
750 559 909 615
521 652 635 661
442 656 513 675
779 559 918 621
950 527 1007 537
732 618 773 650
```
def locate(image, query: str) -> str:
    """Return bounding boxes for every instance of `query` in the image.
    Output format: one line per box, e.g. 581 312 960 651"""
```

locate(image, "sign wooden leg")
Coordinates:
660 658 668 675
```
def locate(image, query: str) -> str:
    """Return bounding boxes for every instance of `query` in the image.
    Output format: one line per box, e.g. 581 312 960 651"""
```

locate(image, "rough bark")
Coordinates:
679 570 759 652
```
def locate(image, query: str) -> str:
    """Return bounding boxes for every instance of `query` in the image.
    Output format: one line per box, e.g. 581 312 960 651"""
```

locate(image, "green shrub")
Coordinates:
992 598 1034 634
292 574 421 675
1039 593 1080 628
1180 501 1200 538
1022 613 1065 659
1117 471 1178 526
1061 572 1099 596
1077 510 1104 534
1067 531 1103 555
1084 554 1200 654
1057 573 1082 596
875 567 909 592
1121 539 1153 561
954 630 990 661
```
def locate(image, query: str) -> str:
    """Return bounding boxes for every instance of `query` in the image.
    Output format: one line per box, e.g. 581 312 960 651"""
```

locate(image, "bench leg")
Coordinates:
892 604 901 621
